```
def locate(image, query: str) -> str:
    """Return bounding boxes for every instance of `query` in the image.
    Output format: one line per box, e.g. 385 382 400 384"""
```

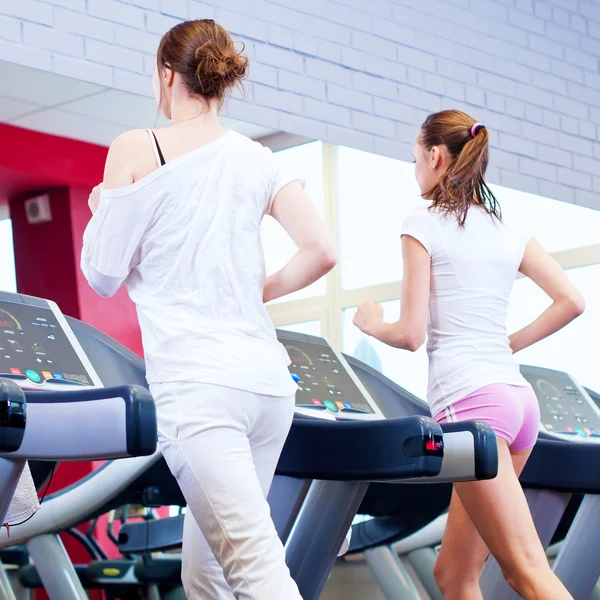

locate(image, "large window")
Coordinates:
0 219 16 293
265 139 600 402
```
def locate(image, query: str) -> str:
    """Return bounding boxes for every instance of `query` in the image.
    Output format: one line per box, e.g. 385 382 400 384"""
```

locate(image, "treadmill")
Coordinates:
0 313 469 600
0 291 157 600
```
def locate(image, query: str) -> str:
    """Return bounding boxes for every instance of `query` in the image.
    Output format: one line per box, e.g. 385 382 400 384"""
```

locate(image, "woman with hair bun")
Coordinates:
354 109 581 599
81 19 335 600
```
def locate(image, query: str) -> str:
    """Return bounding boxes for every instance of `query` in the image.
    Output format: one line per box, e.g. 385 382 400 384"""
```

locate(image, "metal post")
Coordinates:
406 547 444 600
364 545 421 600
0 559 17 600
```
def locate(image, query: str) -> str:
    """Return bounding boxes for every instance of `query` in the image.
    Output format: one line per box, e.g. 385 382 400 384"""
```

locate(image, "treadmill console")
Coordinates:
0 293 103 390
277 330 384 421
521 365 600 442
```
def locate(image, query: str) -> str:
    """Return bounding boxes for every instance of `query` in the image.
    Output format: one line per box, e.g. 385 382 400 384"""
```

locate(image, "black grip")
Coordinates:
439 421 498 480
276 415 444 481
0 378 26 453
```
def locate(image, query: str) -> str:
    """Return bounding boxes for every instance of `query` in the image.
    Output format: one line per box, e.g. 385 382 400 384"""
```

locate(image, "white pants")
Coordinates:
150 381 302 600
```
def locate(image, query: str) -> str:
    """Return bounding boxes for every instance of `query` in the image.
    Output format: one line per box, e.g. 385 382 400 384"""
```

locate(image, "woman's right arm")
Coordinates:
509 237 585 354
263 181 337 304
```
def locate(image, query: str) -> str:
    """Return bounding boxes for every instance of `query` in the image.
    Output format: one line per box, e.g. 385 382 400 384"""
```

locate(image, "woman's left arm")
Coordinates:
353 235 430 351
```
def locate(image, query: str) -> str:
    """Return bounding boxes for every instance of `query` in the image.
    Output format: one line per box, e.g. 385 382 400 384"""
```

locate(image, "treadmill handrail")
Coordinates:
0 379 26 453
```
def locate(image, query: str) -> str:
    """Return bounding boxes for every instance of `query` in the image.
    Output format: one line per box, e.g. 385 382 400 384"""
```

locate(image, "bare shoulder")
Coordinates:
104 129 156 189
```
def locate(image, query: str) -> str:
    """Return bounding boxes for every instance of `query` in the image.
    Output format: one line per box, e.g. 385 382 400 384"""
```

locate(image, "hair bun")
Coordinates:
194 38 248 98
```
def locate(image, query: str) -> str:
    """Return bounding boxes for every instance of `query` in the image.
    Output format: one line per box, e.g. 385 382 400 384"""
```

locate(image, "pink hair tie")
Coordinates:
470 122 485 137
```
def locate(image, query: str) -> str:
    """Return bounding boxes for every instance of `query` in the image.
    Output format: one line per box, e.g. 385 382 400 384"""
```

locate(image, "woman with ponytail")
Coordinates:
354 109 583 599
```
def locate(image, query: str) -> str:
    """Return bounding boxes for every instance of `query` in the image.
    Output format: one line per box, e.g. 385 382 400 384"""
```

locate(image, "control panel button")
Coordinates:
323 400 337 412
291 373 300 383
25 369 41 383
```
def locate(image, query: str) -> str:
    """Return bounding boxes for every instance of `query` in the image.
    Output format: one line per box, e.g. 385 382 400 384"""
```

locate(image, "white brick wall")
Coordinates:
1 0 599 208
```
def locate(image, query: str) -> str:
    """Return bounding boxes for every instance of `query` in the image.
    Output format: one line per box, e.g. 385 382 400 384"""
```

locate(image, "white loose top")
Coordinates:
81 130 299 397
401 204 531 416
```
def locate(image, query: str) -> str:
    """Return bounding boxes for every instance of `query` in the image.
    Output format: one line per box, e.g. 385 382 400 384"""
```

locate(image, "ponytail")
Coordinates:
420 110 500 226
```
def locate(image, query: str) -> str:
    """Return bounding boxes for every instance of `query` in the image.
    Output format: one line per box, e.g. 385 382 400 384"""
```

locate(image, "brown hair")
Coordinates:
420 109 500 226
156 19 248 103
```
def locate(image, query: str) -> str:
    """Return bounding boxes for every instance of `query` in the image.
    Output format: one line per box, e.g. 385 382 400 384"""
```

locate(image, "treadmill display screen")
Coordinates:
0 301 93 386
282 339 377 416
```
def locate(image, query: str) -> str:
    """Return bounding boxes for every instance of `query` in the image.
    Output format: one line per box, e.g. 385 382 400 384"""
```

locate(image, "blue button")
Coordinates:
291 373 300 383
25 370 41 383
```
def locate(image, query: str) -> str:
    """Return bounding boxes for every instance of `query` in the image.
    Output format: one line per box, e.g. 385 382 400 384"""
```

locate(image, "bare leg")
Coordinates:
434 444 532 599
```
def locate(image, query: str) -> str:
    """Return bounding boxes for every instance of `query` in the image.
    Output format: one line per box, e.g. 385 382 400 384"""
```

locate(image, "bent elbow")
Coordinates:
404 334 425 353
319 246 338 273
569 293 585 317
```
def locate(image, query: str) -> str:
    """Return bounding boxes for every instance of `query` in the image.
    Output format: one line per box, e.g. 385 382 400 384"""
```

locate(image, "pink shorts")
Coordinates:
434 384 540 452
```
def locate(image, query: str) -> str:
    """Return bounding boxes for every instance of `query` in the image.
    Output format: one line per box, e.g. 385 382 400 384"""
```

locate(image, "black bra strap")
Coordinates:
151 131 166 166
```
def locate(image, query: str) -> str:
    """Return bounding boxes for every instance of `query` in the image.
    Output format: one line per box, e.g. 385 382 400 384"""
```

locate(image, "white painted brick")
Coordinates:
255 44 303 73
543 22 580 47
565 47 598 72
490 149 520 171
493 21 529 47
373 138 412 161
248 61 277 87
253 84 303 114
0 15 21 42
445 80 465 101
144 53 156 75
0 38 52 70
469 0 509 21
551 59 583 83
23 22 84 56
278 71 326 100
352 110 396 138
327 84 371 112
86 38 144 72
306 57 351 86
532 71 567 94
327 124 375 153
44 0 86 9
130 0 159 9
224 97 279 129
486 93 506 114
500 170 539 195
520 156 556 180
516 0 534 13
341 47 365 71
397 45 436 73
353 72 398 101
160 0 187 18
505 98 526 118
579 0 600 21
515 47 551 72
317 39 340 63
188 1 216 19
217 9 268 42
396 120 416 141
558 132 593 155
581 36 600 58
560 115 578 135
278 112 328 140
543 109 560 129
551 6 569 26
554 95 588 120
53 53 113 85
437 58 478 84
579 122 596 140
371 17 415 47
499 132 536 157
573 154 599 175
509 7 544 33
323 3 371 33
516 83 553 108
465 86 485 107
529 34 563 58
304 97 351 126
558 167 592 189
352 31 396 60
0 0 52 25
407 68 423 89
533 1 552 18
88 0 145 29
373 98 417 123
575 189 600 209
302 14 351 45
294 32 318 57
268 24 293 49
424 73 445 95
115 25 160 53
398 84 442 112
495 58 531 84
590 20 600 40
55 8 115 42
570 13 587 34
523 121 558 144
479 72 517 98
363 54 407 83
488 112 522 135
114 68 152 95
145 11 179 35
537 143 572 167
539 180 575 203
524 103 544 124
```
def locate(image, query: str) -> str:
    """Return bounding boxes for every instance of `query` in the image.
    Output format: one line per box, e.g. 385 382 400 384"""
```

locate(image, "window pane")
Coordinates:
337 147 424 290
493 185 600 253
261 142 325 303
508 265 600 393
342 301 429 404
278 320 321 337
0 220 16 293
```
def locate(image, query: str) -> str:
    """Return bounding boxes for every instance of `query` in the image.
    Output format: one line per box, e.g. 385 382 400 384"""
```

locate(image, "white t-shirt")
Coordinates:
401 204 530 417
81 130 299 397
